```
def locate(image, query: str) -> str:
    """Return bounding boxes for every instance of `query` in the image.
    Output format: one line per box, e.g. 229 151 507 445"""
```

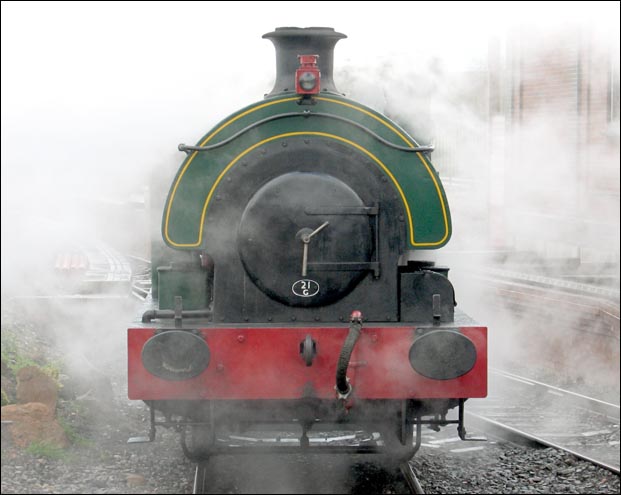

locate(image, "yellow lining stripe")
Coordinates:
169 132 416 247
316 97 413 146
317 97 450 246
164 96 449 247
416 152 450 246
163 97 299 246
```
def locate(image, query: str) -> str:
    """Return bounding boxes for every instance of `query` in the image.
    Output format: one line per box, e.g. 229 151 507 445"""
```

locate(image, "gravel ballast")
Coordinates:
1 303 619 494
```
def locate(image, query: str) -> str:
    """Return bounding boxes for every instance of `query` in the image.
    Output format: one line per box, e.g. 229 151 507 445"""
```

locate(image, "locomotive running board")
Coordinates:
180 421 422 462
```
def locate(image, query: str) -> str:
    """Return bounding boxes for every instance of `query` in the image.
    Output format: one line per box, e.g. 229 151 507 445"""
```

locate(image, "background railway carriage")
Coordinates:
127 26 487 460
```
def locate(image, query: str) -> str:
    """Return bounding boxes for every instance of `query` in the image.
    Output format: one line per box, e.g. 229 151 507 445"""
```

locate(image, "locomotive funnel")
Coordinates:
263 27 346 97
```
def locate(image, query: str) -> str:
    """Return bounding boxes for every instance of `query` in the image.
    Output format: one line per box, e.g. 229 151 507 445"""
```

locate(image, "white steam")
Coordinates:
0 6 619 487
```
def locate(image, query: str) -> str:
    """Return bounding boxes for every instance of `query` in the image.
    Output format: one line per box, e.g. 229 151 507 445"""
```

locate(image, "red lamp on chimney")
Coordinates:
295 54 321 95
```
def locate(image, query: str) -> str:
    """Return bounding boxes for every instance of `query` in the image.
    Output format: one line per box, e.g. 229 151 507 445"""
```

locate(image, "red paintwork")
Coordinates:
128 326 487 401
295 54 321 95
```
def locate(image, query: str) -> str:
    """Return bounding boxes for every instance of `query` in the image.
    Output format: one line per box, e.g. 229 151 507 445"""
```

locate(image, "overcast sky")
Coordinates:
1 1 619 238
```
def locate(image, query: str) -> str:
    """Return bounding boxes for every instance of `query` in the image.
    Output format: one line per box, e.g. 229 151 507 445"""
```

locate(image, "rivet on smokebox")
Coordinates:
237 335 245 343
281 141 288 147
371 334 378 343
216 363 224 373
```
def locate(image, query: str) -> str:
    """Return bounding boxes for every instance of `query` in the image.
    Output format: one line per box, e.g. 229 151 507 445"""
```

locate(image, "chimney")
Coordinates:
262 27 347 98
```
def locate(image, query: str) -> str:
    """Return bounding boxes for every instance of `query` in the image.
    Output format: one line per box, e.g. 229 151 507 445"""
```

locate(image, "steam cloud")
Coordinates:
1 4 619 492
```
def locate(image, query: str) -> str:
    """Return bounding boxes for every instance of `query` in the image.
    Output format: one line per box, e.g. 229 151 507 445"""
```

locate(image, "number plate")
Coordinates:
292 279 320 297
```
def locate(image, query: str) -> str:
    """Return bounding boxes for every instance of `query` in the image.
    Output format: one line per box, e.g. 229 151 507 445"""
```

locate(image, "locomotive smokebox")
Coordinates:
263 27 346 97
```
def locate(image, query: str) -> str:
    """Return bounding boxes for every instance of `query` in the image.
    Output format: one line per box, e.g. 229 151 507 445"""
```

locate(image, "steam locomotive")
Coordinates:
127 27 487 461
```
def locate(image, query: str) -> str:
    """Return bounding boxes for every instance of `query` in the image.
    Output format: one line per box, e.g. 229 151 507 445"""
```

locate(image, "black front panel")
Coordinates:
400 270 455 323
204 136 404 323
238 173 373 307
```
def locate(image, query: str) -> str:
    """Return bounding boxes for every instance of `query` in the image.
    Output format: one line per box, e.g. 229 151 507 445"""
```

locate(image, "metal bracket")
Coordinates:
127 402 156 444
432 293 442 324
299 334 317 366
304 206 379 216
174 296 183 328
457 399 487 441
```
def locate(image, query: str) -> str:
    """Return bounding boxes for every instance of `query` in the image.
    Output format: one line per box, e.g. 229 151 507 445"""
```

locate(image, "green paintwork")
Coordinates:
162 94 451 249
157 266 209 310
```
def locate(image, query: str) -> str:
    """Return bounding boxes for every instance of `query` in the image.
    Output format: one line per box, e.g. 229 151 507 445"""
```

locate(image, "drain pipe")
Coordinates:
335 310 363 399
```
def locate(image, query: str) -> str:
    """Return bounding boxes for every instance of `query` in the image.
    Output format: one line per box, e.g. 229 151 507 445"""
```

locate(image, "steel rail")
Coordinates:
400 461 425 494
469 369 620 474
467 412 620 474
193 462 208 494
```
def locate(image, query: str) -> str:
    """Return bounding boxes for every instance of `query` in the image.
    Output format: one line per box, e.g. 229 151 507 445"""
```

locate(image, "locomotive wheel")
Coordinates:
181 425 215 461
378 423 416 467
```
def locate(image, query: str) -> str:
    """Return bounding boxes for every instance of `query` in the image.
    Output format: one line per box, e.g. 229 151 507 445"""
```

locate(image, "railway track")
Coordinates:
471 267 619 335
193 462 209 495
190 266 621 493
56 246 151 301
458 266 620 473
187 424 424 494
467 368 620 474
192 456 425 494
476 266 619 302
460 268 618 480
125 254 152 300
7 241 135 302
400 461 425 494
81 243 132 287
